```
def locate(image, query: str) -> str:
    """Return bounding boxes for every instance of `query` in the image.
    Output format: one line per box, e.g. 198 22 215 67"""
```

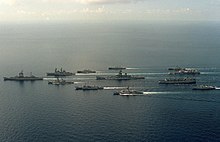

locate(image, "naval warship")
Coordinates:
4 71 43 81
113 87 143 96
96 70 145 80
192 85 216 90
77 69 96 74
75 85 104 90
159 78 196 84
48 78 74 85
169 68 200 75
47 68 75 76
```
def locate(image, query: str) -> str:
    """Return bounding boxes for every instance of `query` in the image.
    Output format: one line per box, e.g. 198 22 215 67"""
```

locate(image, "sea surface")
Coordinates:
0 21 220 141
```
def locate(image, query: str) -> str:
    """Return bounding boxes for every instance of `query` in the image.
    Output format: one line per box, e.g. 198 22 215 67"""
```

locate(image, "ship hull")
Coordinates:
169 72 200 75
77 70 96 74
192 86 216 90
4 77 43 81
75 86 103 90
159 80 196 84
96 76 144 80
46 73 74 76
193 88 215 90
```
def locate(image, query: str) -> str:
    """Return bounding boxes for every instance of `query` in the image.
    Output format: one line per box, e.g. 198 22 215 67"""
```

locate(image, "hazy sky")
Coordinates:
0 0 220 22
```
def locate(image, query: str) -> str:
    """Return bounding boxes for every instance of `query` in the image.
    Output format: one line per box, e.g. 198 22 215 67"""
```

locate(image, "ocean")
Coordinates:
0 21 220 141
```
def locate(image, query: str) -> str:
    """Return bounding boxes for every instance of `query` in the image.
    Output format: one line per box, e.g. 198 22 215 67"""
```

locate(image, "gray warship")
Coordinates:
96 70 145 80
75 85 104 90
192 85 216 90
77 69 96 74
47 68 75 76
113 87 143 96
159 78 196 84
4 71 43 81
48 78 74 85
169 68 200 75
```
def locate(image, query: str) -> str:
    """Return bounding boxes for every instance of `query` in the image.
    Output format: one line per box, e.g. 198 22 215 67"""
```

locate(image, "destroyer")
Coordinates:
75 85 104 90
4 71 43 81
47 68 74 76
96 70 145 80
113 87 143 96
193 85 216 90
159 78 196 84
77 69 96 74
169 69 200 75
48 78 74 85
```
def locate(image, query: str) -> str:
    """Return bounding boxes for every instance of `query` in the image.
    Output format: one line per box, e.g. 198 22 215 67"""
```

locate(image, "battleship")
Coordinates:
113 87 143 96
192 85 216 90
96 70 145 80
75 85 104 90
4 71 43 81
108 66 126 70
48 78 74 85
47 68 75 76
77 69 96 74
169 69 200 75
159 78 196 84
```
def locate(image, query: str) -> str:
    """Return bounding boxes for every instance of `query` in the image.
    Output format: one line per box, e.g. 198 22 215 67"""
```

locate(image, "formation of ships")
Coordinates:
2 66 218 95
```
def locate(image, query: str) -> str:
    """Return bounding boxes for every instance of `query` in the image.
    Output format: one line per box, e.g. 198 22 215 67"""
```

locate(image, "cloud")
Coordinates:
0 0 17 6
81 6 106 13
144 8 192 15
42 0 144 4
78 0 143 4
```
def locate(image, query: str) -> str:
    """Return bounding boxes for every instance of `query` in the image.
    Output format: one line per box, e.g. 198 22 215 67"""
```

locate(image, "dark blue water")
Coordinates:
1 22 220 142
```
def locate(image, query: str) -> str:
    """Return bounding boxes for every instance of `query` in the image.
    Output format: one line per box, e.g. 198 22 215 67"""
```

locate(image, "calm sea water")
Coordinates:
0 21 220 142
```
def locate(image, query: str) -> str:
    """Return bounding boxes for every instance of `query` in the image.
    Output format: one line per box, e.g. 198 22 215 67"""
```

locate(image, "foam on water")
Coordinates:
201 72 220 75
126 67 141 70
104 87 128 90
74 82 84 84
72 77 96 80
143 91 182 95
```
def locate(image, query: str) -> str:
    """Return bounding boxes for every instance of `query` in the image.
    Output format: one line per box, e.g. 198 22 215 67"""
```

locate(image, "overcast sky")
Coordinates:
0 0 220 22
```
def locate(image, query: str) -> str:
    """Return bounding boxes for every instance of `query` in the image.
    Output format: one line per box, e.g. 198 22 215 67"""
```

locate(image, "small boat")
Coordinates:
113 87 143 96
75 85 104 90
48 78 74 85
4 71 43 81
47 68 75 76
159 78 196 84
108 66 126 70
193 85 216 90
96 70 145 80
77 69 96 74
